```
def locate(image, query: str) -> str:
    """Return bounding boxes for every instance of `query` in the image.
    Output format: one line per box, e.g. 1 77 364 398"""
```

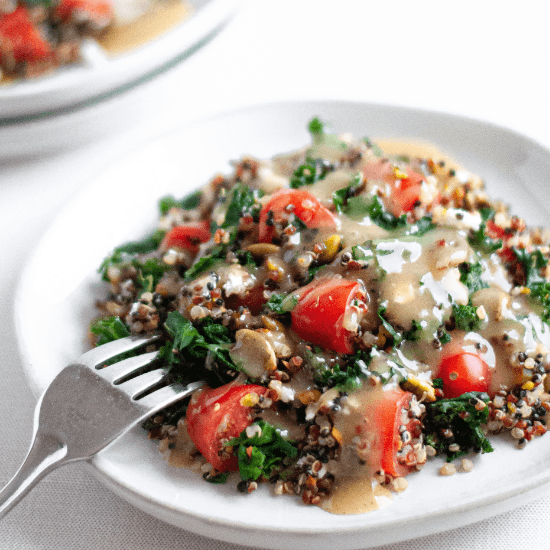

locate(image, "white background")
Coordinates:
1 0 550 548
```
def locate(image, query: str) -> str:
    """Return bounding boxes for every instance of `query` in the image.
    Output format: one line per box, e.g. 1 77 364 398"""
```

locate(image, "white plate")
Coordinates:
0 0 241 120
13 101 550 549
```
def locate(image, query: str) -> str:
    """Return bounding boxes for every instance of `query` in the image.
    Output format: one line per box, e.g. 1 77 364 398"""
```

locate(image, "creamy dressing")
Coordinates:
98 0 192 54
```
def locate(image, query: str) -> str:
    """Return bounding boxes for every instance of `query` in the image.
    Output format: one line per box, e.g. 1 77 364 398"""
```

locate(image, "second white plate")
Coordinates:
13 101 550 549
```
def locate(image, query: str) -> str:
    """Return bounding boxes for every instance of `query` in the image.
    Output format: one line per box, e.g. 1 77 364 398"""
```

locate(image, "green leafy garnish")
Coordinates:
227 420 298 482
89 316 134 365
423 392 493 461
363 137 383 157
458 260 489 295
452 302 483 332
90 316 130 346
289 158 332 189
159 190 202 215
512 248 550 322
160 311 238 377
402 319 423 341
332 173 362 213
184 184 262 281
265 293 298 314
311 350 373 391
468 209 502 254
98 230 165 282
378 301 402 345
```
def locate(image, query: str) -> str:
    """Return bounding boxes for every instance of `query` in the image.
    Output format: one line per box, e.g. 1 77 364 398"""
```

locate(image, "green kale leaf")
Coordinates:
159 190 202 215
265 293 298 314
227 420 298 481
452 302 483 332
422 392 493 461
290 158 333 189
89 316 130 346
458 260 489 295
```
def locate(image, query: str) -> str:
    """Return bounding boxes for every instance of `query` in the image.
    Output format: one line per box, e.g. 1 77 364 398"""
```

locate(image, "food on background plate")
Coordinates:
90 118 550 514
0 0 190 81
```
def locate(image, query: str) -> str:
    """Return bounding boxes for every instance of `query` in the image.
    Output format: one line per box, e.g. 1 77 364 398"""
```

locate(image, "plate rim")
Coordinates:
13 99 550 549
0 0 243 121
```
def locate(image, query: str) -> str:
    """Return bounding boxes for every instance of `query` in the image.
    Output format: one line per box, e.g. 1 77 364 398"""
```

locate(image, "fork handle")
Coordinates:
0 432 70 518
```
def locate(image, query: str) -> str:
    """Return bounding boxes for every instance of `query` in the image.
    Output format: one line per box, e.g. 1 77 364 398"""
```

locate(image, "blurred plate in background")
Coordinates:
0 0 242 120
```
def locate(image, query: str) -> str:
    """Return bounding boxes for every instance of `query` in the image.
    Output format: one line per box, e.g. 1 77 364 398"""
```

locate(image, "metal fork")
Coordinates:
0 334 204 518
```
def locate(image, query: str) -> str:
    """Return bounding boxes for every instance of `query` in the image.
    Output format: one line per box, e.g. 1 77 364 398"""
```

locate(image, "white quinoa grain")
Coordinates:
461 459 474 472
439 463 456 476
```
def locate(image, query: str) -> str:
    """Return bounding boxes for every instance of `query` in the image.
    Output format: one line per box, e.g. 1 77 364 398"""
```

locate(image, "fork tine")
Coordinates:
137 380 205 412
79 334 161 368
96 351 159 383
117 368 168 399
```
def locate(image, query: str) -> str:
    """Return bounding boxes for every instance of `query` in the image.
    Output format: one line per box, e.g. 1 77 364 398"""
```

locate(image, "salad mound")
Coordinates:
91 119 550 514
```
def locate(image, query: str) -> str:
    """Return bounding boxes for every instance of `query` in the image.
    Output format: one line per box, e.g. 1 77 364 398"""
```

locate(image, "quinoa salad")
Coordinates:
91 118 550 514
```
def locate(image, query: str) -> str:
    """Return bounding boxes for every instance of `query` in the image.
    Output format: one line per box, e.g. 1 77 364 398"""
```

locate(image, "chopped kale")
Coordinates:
332 173 362 213
308 116 325 137
432 377 444 389
227 420 298 482
265 293 298 314
160 311 239 383
313 350 373 392
452 302 483 332
512 248 550 322
423 392 493 461
159 190 202 215
351 241 374 262
468 210 502 254
377 301 403 345
204 472 230 484
458 260 489 295
135 258 170 293
184 183 262 281
513 247 547 286
289 158 333 189
89 316 135 365
406 216 435 237
98 230 165 282
183 251 224 281
402 319 423 341
90 316 130 346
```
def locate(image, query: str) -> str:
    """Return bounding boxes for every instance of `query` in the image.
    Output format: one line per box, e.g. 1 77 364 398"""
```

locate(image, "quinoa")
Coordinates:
91 118 550 514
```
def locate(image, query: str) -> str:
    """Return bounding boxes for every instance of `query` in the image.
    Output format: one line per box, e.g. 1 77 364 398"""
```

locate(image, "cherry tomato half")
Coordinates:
388 169 426 216
186 383 268 471
160 221 211 254
55 0 113 23
258 189 337 243
0 7 52 63
437 352 490 398
360 389 422 478
291 277 363 354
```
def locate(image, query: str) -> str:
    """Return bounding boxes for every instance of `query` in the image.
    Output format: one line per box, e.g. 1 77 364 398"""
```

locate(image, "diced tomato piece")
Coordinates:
0 6 52 63
360 389 421 478
361 159 394 182
486 220 513 242
55 0 113 23
258 189 337 243
388 169 426 216
186 383 268 471
291 277 363 354
160 221 211 254
436 351 490 398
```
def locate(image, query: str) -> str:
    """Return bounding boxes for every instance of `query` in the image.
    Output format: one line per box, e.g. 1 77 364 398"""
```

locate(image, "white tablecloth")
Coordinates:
2 1 550 548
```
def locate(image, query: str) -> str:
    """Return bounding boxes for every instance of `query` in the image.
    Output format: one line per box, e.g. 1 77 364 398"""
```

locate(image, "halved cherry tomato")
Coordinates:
360 389 421 477
55 0 113 24
388 169 426 216
258 189 337 243
436 352 490 398
160 221 211 254
186 383 268 471
0 7 52 63
291 277 363 354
